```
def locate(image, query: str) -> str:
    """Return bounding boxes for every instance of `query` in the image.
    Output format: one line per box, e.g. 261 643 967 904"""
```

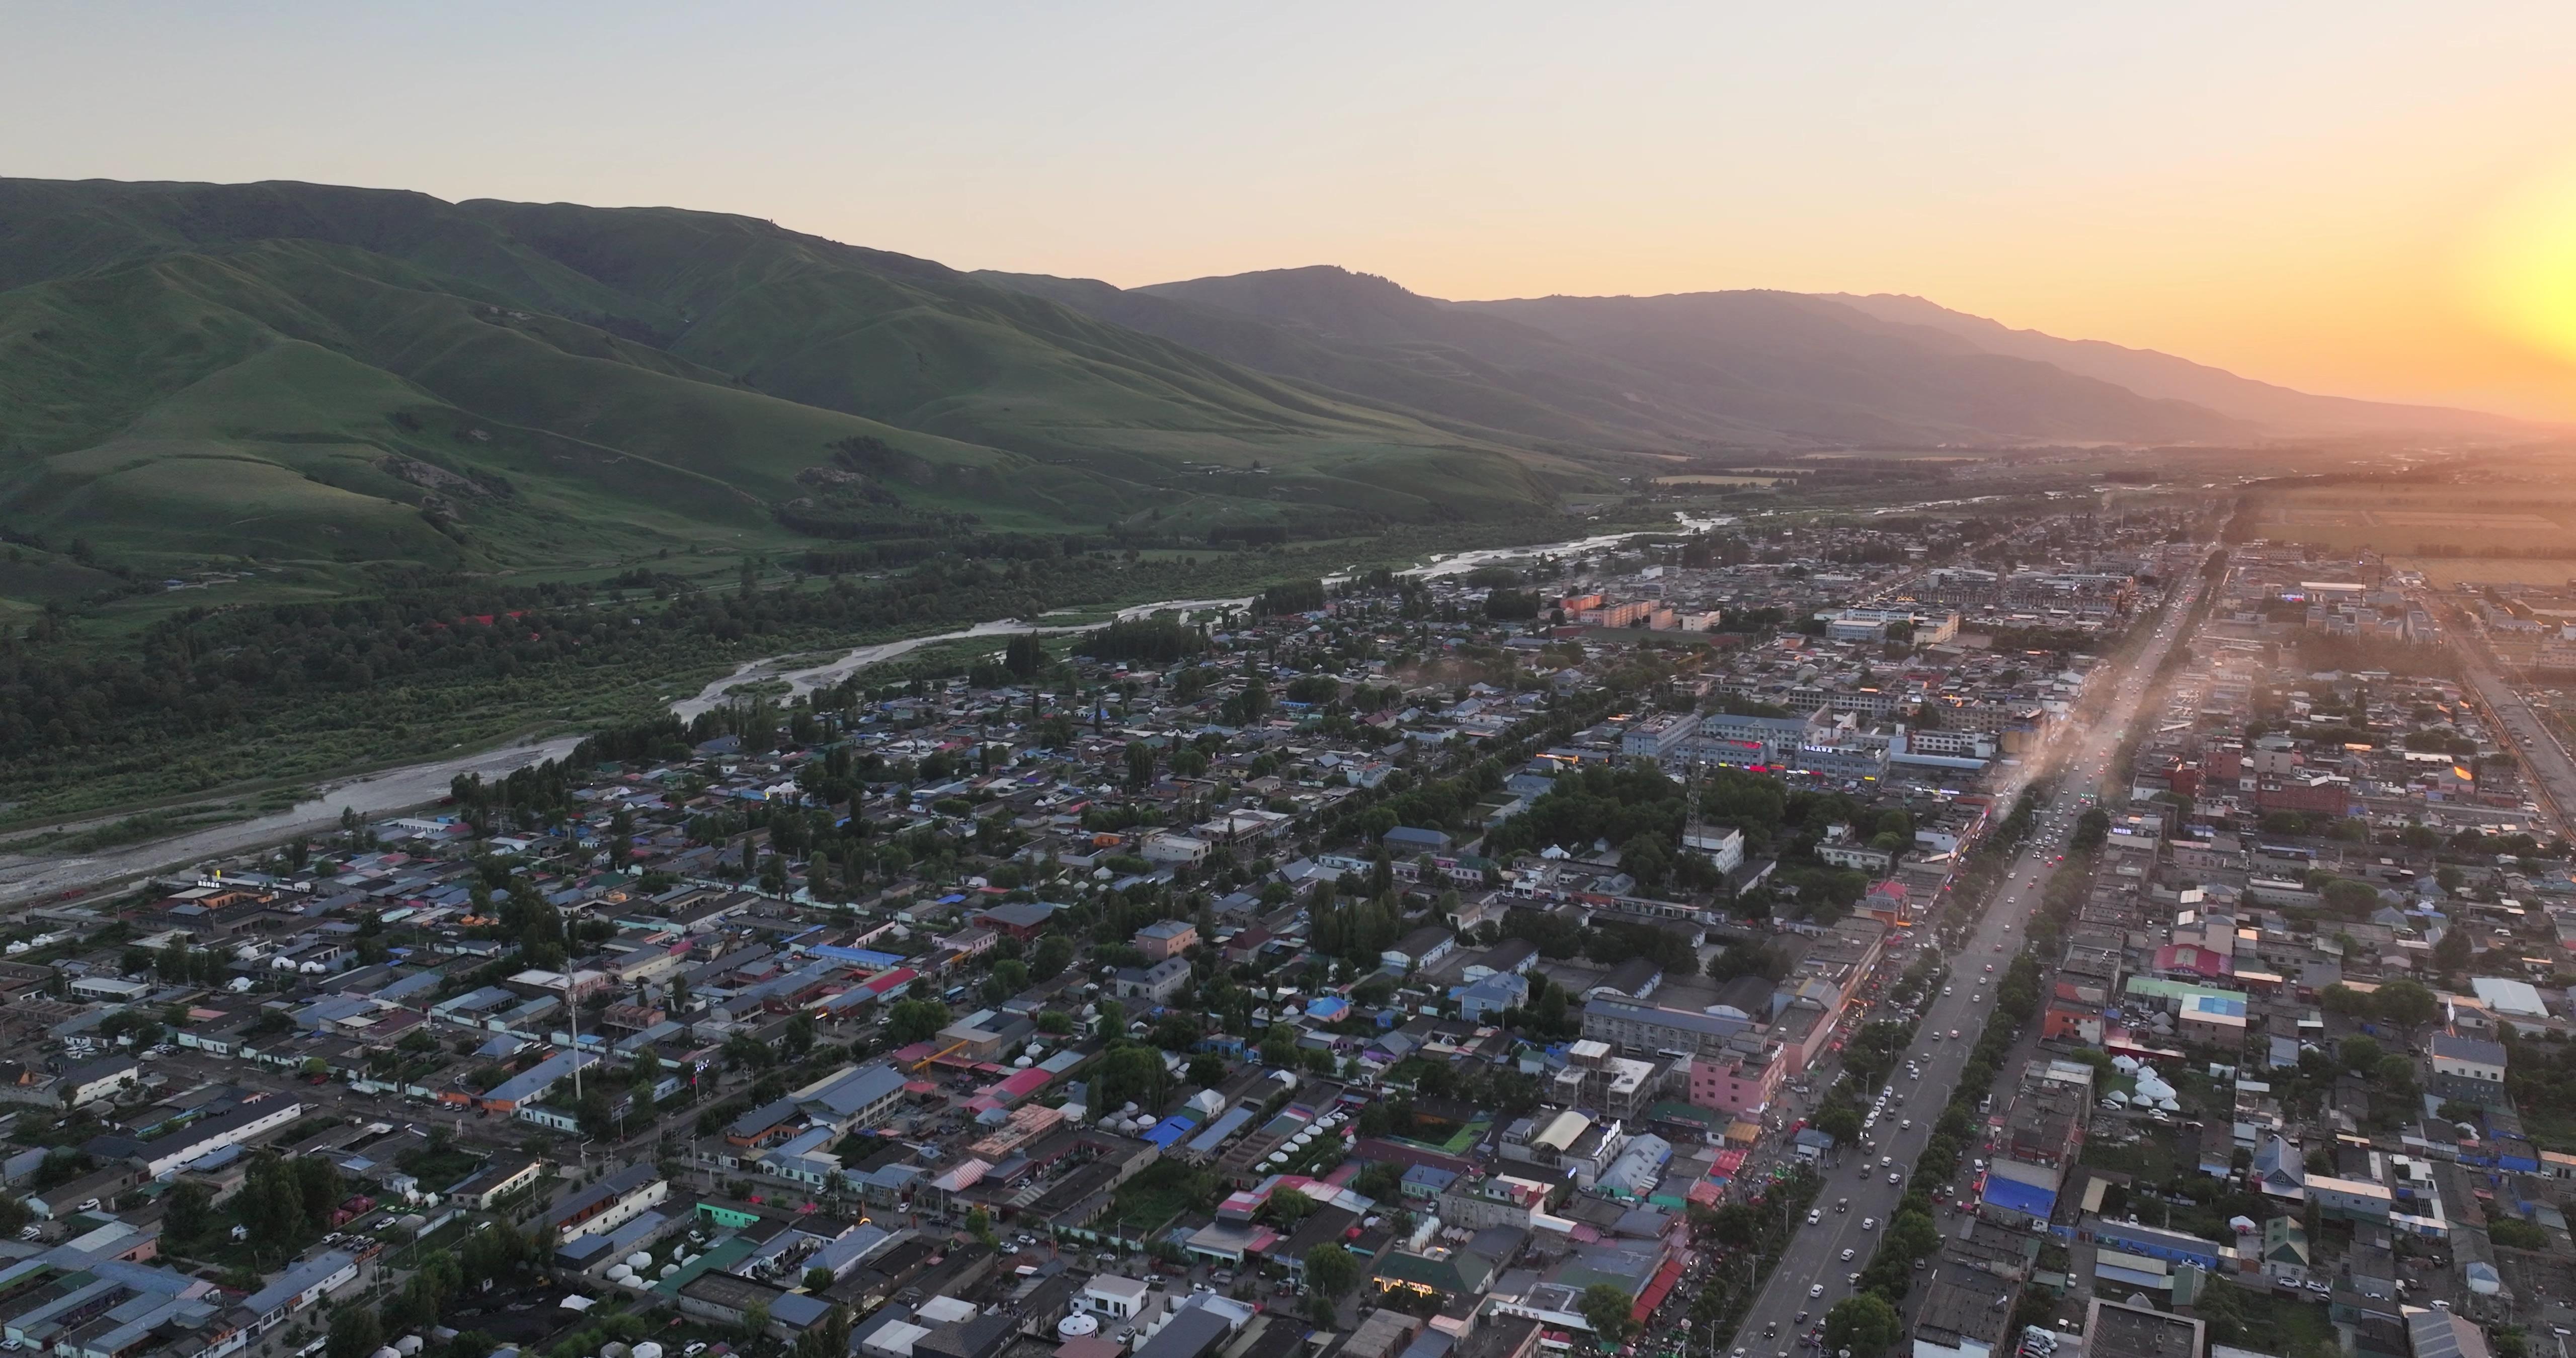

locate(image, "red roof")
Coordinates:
1631 1255 1687 1321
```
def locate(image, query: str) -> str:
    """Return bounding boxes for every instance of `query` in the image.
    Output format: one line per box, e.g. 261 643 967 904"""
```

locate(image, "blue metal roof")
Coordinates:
1143 1114 1198 1149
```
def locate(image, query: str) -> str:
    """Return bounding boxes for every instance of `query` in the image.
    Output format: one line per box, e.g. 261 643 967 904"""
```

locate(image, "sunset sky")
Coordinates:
13 1 2576 419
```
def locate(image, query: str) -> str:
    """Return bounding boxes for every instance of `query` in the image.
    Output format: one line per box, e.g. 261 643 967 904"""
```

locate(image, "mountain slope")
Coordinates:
1127 267 2244 445
1819 292 2519 435
1452 288 2244 445
0 179 1574 574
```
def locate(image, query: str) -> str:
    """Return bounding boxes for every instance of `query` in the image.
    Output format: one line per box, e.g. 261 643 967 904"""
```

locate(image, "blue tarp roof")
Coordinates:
1981 1174 2055 1218
1143 1114 1199 1149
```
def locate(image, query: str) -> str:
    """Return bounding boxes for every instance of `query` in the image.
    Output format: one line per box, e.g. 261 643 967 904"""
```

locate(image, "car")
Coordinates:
1941 985 1953 996
74 1199 98 1213
1900 1118 1912 1130
1839 1248 1856 1261
1983 963 1995 972
1809 1284 1825 1299
1881 1156 1894 1167
1763 1324 1778 1339
684 1345 708 1357
1862 1217 1877 1230
1807 1209 1821 1225
1847 1271 1862 1285
1836 1197 1850 1213
1888 1171 1901 1184
1950 1029 1961 1040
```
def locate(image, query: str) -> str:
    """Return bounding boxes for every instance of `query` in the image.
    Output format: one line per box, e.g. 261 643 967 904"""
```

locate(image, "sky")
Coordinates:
11 1 2576 420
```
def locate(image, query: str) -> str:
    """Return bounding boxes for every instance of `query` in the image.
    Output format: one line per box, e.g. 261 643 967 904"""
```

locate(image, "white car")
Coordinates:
1809 1283 1825 1298
1840 1247 1856 1261
1862 1217 1878 1231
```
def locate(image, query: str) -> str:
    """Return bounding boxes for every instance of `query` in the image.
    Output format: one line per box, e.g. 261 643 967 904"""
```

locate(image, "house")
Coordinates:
2260 1216 2311 1285
2249 1134 2305 1201
1135 920 1199 963
1114 958 1191 1005
973 902 1059 943
1461 940 1540 983
1458 973 1530 1022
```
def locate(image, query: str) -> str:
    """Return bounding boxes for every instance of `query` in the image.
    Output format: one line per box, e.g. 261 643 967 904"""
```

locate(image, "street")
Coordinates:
1716 569 2208 1357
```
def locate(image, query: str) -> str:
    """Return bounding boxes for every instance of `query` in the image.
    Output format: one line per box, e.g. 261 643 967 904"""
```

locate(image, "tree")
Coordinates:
2071 808 2110 848
886 999 952 1046
2339 1036 2382 1073
1579 1284 1638 1346
2375 978 2440 1032
1305 1241 1359 1298
326 1305 382 1358
1824 1295 1903 1357
740 1301 771 1345
2433 927 2472 973
1125 741 1155 791
165 1180 212 1241
1189 1054 1229 1088
1031 935 1074 980
1812 1098 1863 1146
967 1206 997 1247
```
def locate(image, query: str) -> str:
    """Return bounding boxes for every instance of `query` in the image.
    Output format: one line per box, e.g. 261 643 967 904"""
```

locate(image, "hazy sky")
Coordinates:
13 1 2576 419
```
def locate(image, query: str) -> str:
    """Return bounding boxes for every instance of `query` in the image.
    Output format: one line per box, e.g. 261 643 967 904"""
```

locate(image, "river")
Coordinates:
0 514 1726 905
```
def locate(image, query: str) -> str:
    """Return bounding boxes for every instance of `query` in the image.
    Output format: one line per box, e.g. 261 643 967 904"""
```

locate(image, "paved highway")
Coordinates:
1717 567 2210 1358
2413 592 2575 838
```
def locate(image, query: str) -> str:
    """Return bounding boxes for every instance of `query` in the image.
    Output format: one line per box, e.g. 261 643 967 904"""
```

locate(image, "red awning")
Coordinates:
1631 1255 1687 1321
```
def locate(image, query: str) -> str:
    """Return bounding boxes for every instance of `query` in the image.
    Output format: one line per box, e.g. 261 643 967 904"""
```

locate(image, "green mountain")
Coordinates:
0 179 1577 582
991 264 2252 447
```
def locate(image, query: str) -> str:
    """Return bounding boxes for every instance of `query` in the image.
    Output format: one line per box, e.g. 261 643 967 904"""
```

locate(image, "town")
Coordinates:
6 510 2576 1358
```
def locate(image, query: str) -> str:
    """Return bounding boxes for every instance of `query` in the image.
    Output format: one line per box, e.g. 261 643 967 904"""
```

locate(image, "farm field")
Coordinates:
2251 487 2576 556
2389 556 2576 587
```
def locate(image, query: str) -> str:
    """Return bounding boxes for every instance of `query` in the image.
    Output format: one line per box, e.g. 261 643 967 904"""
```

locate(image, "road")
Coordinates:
1720 567 2209 1358
2415 593 2574 838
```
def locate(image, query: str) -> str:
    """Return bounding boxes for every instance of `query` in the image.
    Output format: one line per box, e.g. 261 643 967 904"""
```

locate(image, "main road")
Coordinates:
1715 562 2212 1358
2413 591 2574 839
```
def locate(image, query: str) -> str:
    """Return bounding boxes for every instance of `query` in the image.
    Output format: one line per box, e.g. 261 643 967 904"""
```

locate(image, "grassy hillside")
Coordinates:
1125 267 2247 446
0 179 1582 599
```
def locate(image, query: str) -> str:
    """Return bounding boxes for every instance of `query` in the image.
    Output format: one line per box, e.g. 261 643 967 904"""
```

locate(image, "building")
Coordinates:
2081 1298 2204 1358
1621 714 1701 758
1384 926 1458 973
1910 1265 2017 1358
236 1250 359 1334
1581 996 1746 1060
2429 1034 2507 1094
1135 920 1199 962
550 1164 669 1241
57 1056 139 1109
446 1154 545 1208
1687 1035 1784 1116
1113 958 1191 1004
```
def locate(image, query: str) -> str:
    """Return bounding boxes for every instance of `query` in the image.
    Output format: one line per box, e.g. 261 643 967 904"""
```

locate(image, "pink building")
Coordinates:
1688 1039 1786 1115
1135 918 1199 962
